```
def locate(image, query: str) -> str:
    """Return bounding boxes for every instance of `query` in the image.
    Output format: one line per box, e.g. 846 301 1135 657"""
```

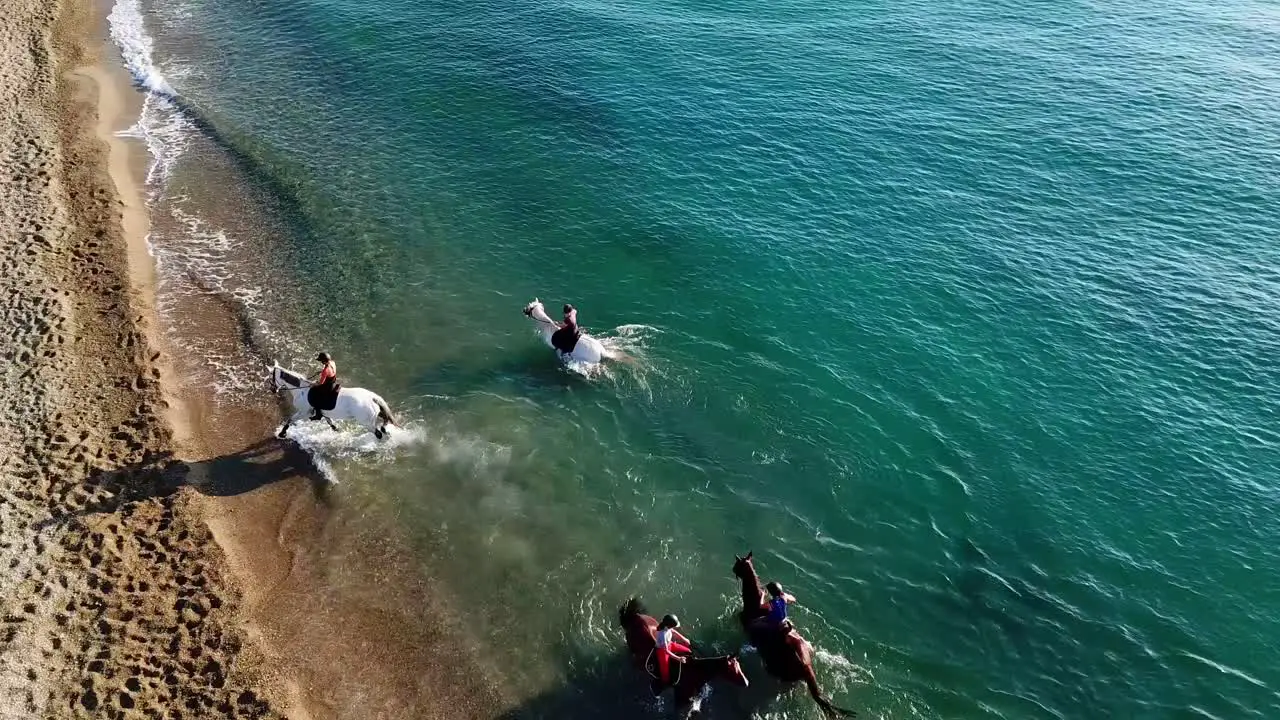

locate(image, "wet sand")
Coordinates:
0 0 510 717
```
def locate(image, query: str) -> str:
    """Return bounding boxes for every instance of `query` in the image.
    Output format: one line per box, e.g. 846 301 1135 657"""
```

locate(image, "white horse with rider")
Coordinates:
268 361 397 439
522 299 613 365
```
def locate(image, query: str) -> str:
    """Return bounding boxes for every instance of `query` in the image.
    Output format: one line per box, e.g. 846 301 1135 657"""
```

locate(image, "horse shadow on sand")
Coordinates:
184 437 332 500
33 438 334 532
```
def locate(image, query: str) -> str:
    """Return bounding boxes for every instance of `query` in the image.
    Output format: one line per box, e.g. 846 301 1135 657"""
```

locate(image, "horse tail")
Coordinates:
805 669 856 718
816 697 857 719
373 395 397 426
618 597 646 627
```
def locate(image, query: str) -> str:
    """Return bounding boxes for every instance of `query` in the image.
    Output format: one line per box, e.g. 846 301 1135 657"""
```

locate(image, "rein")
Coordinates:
672 655 734 687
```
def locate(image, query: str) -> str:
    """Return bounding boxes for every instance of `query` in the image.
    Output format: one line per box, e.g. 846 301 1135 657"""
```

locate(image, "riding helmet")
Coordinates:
316 352 331 363
766 581 784 597
661 614 680 628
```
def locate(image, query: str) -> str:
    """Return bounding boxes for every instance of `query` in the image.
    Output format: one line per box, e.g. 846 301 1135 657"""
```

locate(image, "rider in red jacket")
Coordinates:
310 352 337 420
654 614 692 689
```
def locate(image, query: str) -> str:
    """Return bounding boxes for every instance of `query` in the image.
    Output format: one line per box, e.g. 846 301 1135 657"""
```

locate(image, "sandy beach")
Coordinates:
0 0 290 714
0 0 277 714
0 0 512 716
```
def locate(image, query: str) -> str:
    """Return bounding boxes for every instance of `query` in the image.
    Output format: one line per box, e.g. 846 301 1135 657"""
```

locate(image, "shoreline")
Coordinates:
66 0 517 718
1 0 287 715
6 0 609 713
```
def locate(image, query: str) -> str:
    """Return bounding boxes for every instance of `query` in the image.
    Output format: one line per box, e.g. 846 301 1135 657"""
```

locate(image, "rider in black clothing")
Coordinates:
551 304 581 355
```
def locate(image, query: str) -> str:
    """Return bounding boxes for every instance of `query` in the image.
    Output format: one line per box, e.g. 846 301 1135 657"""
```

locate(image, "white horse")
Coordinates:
522 298 608 365
268 362 398 439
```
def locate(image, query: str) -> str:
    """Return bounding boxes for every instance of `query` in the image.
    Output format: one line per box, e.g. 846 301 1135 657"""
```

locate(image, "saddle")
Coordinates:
644 649 683 690
749 618 795 651
307 383 341 411
551 326 581 354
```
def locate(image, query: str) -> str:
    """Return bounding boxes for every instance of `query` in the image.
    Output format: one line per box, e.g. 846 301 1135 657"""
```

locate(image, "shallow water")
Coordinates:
111 0 1280 716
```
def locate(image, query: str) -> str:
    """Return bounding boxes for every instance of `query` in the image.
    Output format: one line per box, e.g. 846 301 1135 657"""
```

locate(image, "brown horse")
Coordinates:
618 598 750 717
732 552 856 718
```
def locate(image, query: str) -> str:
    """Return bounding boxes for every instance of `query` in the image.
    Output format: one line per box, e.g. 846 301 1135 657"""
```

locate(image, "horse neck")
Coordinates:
740 566 763 608
685 656 731 683
529 308 557 331
623 610 654 635
688 655 726 670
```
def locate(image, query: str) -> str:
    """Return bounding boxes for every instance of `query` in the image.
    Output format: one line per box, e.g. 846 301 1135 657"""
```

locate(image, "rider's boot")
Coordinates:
311 408 323 421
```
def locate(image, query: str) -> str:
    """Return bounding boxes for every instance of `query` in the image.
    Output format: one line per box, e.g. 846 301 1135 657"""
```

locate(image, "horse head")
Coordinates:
268 362 308 393
522 298 555 326
722 652 749 687
618 597 648 628
732 551 755 580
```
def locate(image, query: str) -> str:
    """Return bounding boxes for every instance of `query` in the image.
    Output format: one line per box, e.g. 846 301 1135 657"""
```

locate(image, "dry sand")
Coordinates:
0 0 283 714
0 0 513 717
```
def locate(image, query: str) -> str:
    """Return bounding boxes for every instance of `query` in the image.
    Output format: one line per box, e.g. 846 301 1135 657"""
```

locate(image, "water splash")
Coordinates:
280 421 433 483
561 324 660 400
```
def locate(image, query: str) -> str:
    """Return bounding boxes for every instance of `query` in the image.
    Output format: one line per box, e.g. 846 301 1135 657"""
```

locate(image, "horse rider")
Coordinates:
653 613 692 693
754 581 797 636
551 303 582 355
310 352 337 420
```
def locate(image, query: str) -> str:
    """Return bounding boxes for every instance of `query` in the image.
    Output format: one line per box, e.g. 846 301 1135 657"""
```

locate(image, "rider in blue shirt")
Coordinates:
764 581 797 633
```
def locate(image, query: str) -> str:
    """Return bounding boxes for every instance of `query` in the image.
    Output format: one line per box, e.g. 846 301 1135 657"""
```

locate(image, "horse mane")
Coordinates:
618 597 647 626
278 368 304 388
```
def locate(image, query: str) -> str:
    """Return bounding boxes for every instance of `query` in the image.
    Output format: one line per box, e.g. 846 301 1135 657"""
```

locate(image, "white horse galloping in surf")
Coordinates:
268 362 398 439
522 298 609 365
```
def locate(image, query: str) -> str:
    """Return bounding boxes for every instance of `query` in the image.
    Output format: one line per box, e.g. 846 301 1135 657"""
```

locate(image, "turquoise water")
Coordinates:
115 0 1280 716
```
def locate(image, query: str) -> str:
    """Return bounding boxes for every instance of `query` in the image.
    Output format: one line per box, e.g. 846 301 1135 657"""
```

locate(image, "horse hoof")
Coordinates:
374 428 385 440
277 430 287 439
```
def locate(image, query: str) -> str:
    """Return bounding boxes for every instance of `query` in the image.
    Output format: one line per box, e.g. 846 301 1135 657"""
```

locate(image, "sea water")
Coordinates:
109 0 1280 716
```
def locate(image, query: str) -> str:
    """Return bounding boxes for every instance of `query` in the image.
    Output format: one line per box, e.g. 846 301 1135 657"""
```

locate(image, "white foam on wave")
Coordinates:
107 0 333 461
123 94 191 187
147 202 300 398
105 0 393 491
107 0 192 191
107 0 177 98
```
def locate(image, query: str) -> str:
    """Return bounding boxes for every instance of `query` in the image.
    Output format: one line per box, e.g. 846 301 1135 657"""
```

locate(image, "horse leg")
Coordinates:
279 408 309 439
355 407 379 439
326 417 339 431
803 666 856 718
676 680 709 720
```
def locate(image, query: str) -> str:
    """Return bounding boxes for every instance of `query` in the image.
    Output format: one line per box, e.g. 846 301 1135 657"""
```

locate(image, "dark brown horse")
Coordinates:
618 598 750 717
732 552 856 718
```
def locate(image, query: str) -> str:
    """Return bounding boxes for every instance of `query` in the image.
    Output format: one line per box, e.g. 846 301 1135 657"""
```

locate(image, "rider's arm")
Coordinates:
783 592 797 604
672 630 692 645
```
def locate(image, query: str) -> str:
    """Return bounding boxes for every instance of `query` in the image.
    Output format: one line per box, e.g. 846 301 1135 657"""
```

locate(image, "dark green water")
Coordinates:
111 0 1280 716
